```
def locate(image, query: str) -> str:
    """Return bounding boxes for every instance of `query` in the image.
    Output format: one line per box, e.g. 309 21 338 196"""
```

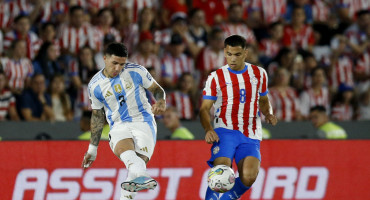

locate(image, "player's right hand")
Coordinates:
205 130 219 144
81 152 96 169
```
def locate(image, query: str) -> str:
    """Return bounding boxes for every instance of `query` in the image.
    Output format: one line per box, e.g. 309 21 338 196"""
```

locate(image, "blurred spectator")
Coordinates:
335 0 370 21
130 31 161 80
284 0 330 24
19 74 54 121
188 8 208 49
293 51 318 90
95 34 116 69
160 0 188 28
162 107 195 140
113 6 138 53
94 7 121 52
344 9 370 55
0 70 20 121
32 42 62 85
1 40 33 95
137 6 157 33
357 90 370 120
68 46 99 90
354 45 370 93
300 67 330 119
49 75 73 121
160 33 194 89
248 0 286 27
327 35 354 92
39 23 60 56
309 105 347 139
269 68 301 121
58 5 97 56
331 83 357 121
0 0 20 31
282 6 315 52
166 73 196 120
220 3 256 46
267 47 295 82
3 14 41 59
259 21 284 66
192 0 227 26
78 110 110 140
196 27 226 89
0 30 3 55
118 0 158 23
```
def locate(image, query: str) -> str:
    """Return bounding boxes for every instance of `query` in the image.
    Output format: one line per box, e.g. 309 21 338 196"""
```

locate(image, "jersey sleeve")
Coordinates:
259 68 269 96
202 73 217 100
131 66 155 89
88 84 104 109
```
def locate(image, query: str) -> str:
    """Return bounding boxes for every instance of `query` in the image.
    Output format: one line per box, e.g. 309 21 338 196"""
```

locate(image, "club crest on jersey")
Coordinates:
114 84 122 93
125 81 133 89
213 146 220 155
251 77 258 85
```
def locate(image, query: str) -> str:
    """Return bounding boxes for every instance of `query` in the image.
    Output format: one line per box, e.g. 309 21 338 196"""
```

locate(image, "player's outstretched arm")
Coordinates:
259 96 278 126
82 108 105 169
147 82 166 115
199 99 219 144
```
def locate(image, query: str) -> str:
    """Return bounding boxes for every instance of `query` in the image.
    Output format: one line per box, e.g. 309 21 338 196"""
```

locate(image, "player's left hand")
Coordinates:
81 152 96 169
152 99 166 115
265 114 278 126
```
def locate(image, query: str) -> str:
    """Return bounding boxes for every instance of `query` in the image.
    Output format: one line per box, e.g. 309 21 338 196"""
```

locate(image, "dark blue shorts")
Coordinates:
207 128 261 167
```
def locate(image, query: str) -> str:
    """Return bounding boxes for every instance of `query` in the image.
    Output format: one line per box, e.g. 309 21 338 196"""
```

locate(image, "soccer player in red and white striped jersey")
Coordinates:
1 40 33 94
200 35 277 199
300 67 330 118
3 15 41 59
221 3 256 45
248 0 286 24
269 68 301 122
282 6 315 51
58 6 98 55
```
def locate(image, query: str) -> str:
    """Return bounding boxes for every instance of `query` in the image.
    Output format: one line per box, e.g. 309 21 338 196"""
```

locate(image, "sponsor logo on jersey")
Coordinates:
125 81 133 89
252 77 258 85
105 91 113 98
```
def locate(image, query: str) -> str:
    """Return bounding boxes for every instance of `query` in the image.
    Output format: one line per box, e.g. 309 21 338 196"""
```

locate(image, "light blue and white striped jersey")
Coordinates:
88 63 155 128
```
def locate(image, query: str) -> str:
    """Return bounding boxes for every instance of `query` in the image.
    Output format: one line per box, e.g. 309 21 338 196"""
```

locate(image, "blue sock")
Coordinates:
205 186 220 200
220 177 250 200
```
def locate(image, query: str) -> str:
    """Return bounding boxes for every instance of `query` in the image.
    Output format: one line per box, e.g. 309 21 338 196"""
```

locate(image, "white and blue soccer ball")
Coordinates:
207 165 236 193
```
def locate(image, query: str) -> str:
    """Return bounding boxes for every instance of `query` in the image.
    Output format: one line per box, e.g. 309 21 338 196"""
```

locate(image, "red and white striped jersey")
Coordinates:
203 63 268 140
120 0 157 22
329 55 354 89
0 1 21 29
355 49 370 76
58 23 98 54
248 0 286 24
299 87 330 117
220 23 256 44
282 25 315 50
94 26 121 52
259 39 281 58
268 87 299 122
166 91 194 120
1 57 33 90
0 89 16 121
336 0 369 19
161 53 194 84
13 0 31 13
331 104 354 121
129 53 162 78
73 0 112 10
37 0 69 23
3 31 41 59
312 0 329 22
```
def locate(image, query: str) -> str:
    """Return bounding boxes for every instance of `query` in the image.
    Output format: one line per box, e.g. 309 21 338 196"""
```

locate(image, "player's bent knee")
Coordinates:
240 171 258 186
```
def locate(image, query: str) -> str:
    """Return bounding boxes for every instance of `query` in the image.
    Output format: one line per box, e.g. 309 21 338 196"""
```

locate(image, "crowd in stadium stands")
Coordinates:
0 0 369 123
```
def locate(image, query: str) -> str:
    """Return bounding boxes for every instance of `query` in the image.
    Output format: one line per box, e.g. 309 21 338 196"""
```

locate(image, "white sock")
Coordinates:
120 150 148 178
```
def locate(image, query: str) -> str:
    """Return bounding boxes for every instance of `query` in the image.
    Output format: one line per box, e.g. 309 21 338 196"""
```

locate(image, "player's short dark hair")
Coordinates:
104 42 128 57
69 5 84 15
224 35 247 49
14 14 29 24
310 105 326 113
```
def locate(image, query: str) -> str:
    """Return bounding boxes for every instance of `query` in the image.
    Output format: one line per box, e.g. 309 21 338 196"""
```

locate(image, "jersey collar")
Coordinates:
227 63 248 74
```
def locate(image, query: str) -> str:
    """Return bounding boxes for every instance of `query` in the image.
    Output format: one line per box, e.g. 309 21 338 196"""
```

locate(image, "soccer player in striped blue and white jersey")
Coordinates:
81 42 166 200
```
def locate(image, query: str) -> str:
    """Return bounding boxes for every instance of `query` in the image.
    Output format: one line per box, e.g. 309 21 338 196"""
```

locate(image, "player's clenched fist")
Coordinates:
152 99 166 115
265 114 278 126
205 130 219 144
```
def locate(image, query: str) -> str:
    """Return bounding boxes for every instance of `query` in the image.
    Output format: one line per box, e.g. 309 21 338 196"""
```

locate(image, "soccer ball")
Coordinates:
207 165 236 193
